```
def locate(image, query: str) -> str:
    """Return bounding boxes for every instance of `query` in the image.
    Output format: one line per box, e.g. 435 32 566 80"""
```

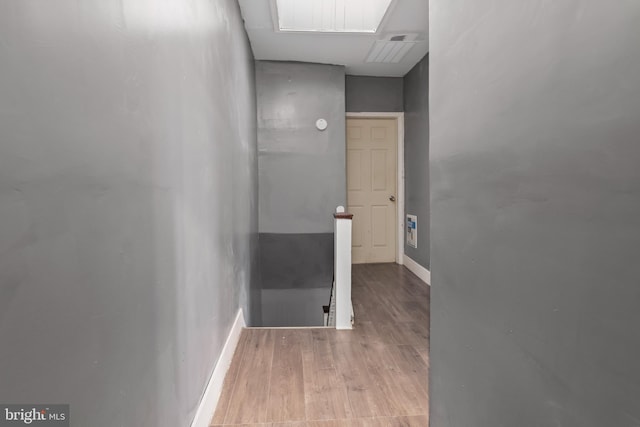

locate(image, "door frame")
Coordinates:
346 112 405 265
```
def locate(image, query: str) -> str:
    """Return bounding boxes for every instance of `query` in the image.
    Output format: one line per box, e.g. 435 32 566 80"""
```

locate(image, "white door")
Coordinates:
346 118 397 264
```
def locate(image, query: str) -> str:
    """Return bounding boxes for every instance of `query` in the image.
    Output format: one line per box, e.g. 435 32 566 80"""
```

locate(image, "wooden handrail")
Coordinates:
333 212 354 220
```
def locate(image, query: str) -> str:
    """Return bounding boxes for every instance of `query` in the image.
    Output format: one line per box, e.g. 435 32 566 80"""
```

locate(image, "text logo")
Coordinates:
0 405 69 426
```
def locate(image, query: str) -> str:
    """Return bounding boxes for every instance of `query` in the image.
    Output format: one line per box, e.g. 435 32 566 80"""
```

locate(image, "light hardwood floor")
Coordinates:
211 263 430 427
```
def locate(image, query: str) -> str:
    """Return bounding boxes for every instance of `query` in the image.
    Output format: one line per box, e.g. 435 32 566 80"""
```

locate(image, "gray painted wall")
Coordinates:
256 61 346 326
259 233 334 289
262 288 331 327
0 1 258 426
403 54 429 268
346 75 404 112
430 1 640 426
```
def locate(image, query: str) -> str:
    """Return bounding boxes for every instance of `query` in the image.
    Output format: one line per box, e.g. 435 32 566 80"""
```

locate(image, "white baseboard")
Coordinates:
403 255 431 285
190 308 245 427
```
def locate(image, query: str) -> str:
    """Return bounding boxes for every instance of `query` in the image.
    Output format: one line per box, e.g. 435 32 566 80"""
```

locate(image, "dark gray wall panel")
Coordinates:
403 54 430 268
255 61 345 325
259 233 334 290
262 288 331 327
0 1 258 426
346 75 404 112
430 1 640 426
256 61 346 235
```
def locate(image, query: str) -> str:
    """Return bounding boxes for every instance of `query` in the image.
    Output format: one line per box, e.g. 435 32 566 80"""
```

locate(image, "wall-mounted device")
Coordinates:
407 214 417 248
315 118 328 131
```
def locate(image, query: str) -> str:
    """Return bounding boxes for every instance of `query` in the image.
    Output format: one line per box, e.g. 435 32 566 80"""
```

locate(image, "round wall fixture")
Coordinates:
315 118 328 131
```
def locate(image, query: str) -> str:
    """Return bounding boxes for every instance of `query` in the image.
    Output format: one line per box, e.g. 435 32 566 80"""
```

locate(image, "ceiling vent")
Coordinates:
365 33 418 63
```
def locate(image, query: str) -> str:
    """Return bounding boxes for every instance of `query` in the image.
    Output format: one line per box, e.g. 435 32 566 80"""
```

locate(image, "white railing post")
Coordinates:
334 206 353 330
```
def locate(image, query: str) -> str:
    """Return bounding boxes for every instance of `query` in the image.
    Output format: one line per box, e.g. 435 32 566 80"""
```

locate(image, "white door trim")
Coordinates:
346 112 405 265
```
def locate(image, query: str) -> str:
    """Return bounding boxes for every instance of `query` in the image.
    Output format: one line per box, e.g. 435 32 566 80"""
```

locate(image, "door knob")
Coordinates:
389 195 396 202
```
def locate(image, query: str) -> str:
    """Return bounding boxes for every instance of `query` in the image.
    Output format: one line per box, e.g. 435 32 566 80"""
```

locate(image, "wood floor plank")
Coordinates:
378 353 428 416
223 329 276 424
310 329 335 370
266 330 307 422
408 321 429 345
302 364 352 421
356 340 425 417
211 329 251 425
212 416 429 427
308 420 375 427
380 295 415 323
352 302 371 322
375 318 424 346
211 264 430 426
414 346 430 368
306 421 345 427
401 302 429 329
307 415 429 427
213 423 306 427
350 320 385 344
330 338 386 418
302 329 352 421
382 321 428 347
386 415 430 426
387 344 429 395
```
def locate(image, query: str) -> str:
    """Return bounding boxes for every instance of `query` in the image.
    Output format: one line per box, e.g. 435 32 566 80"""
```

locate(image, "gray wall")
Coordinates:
346 75 404 112
403 54 430 268
430 1 640 426
262 288 330 327
256 61 345 326
0 1 258 426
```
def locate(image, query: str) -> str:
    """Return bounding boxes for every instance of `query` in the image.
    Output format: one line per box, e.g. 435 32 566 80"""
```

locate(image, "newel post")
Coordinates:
334 206 353 330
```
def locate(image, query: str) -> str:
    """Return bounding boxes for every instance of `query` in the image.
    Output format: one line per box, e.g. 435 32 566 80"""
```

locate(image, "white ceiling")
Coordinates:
237 0 429 77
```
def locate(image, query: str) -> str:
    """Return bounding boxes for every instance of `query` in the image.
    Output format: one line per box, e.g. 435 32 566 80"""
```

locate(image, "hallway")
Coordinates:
211 264 430 426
